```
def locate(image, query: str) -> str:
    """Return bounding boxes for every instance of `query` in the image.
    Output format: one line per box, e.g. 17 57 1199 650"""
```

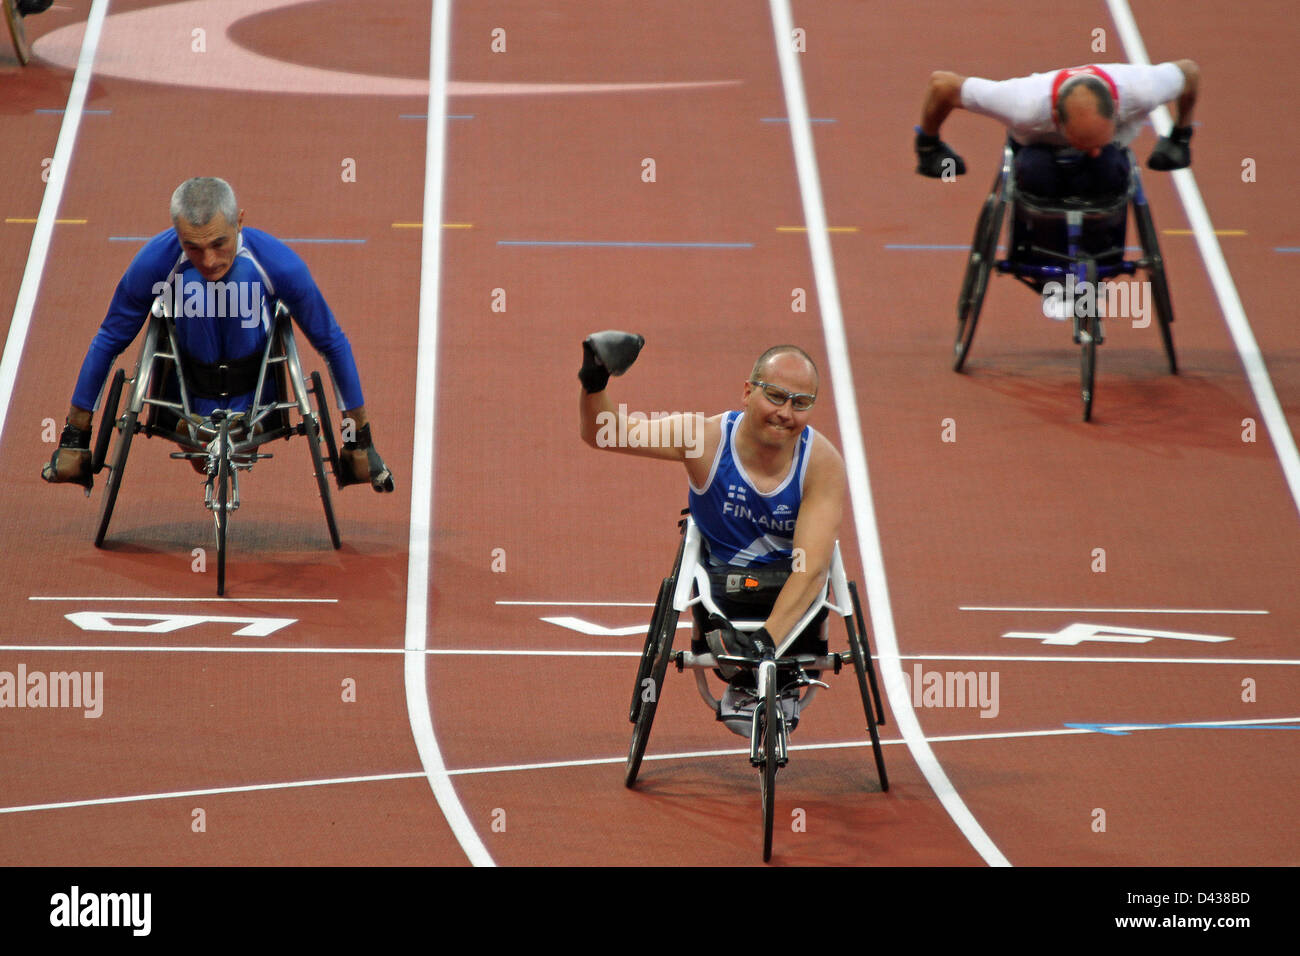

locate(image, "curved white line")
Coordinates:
767 0 1010 866
404 0 493 867
31 0 739 98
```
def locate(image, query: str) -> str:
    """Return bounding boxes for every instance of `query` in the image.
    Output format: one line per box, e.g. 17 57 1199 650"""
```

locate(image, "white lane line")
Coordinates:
9 714 1298 815
404 0 493 868
0 771 430 816
0 0 111 452
29 596 338 603
960 606 1267 615
6 645 1299 666
1107 0 1300 522
0 644 643 657
766 0 1008 866
495 600 655 607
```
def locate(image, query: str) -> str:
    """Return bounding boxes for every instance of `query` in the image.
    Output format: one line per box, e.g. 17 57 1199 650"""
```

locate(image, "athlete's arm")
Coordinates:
919 70 967 137
1172 59 1199 126
761 435 846 645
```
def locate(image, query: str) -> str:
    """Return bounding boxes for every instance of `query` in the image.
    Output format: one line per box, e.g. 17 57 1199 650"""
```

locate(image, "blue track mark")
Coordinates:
1066 721 1300 736
762 117 836 123
400 114 474 120
36 108 111 115
498 239 753 249
282 238 367 244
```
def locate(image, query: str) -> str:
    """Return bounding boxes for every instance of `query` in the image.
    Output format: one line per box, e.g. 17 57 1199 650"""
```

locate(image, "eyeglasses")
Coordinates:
749 380 816 411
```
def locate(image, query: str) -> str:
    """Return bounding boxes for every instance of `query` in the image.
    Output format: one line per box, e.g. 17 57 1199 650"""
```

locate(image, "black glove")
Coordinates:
578 330 644 393
1147 125 1193 171
41 420 93 491
17 0 56 15
339 422 395 493
915 128 966 178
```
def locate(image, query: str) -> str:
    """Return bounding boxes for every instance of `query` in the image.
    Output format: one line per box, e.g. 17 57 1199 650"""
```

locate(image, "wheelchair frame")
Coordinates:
952 141 1178 421
90 294 344 595
625 512 889 862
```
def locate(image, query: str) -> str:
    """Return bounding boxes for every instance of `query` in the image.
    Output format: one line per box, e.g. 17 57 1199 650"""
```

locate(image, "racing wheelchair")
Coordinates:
625 512 889 862
90 293 344 596
953 141 1178 421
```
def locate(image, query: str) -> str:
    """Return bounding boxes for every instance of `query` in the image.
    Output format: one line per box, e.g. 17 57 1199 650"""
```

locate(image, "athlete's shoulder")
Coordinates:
241 227 310 276
805 429 845 480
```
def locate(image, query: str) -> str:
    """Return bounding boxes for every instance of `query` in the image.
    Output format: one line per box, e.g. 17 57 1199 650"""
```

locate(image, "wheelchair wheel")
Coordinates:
91 369 125 474
302 389 341 550
845 584 889 792
629 527 687 724
759 660 779 862
93 408 136 548
309 371 342 487
630 576 672 724
1134 202 1178 374
214 417 230 596
1078 261 1099 422
953 192 1005 372
625 599 679 788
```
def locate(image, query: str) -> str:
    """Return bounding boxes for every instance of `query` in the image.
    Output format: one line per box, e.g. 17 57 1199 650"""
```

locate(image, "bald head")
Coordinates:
1055 77 1115 156
751 345 819 391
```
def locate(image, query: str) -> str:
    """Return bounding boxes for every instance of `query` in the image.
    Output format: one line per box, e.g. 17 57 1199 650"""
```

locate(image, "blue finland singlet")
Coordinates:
688 411 815 567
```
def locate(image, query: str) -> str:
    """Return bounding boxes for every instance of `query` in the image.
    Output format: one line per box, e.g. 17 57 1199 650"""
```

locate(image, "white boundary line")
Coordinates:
29 596 338 603
8 715 1296 816
0 0 111 451
404 0 493 868
959 606 1267 614
766 0 1008 866
1106 0 1300 522
5 645 1300 665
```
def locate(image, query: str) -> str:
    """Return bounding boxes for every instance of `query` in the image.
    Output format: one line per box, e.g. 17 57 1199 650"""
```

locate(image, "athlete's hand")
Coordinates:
579 330 645 393
339 422 395 492
1147 125 1192 171
915 129 966 178
41 419 93 492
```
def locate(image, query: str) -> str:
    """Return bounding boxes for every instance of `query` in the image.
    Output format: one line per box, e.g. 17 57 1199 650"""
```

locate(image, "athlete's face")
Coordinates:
176 209 244 282
742 353 818 448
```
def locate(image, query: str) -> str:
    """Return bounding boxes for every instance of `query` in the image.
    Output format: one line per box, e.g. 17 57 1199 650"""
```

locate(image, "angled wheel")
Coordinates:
302 395 341 550
1133 201 1178 374
309 371 342 487
93 408 137 547
845 589 889 792
759 660 779 862
91 369 125 474
628 527 687 724
1079 261 1099 422
625 599 678 788
214 418 230 596
953 192 1006 372
629 576 672 724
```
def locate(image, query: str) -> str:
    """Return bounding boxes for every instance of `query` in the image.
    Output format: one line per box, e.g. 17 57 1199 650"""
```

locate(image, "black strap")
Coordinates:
182 351 263 399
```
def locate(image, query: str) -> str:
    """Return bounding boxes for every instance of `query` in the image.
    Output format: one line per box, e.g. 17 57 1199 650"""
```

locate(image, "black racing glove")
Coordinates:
578 330 645 393
339 422 395 493
41 420 93 491
578 339 610 394
915 128 966 178
1147 125 1193 171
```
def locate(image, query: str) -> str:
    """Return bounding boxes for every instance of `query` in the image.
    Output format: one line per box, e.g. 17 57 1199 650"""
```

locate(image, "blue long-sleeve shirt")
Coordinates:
72 227 364 414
